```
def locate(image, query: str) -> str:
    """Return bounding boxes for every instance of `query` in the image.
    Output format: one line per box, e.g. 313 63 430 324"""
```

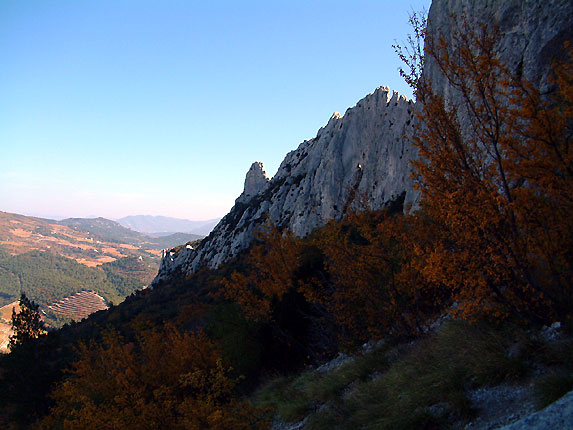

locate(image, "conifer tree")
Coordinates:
8 292 46 351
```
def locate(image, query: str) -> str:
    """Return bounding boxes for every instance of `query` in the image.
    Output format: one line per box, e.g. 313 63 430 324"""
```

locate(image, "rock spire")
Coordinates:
236 162 269 204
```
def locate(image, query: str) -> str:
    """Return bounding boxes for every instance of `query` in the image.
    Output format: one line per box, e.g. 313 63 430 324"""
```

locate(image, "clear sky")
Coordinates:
0 0 430 221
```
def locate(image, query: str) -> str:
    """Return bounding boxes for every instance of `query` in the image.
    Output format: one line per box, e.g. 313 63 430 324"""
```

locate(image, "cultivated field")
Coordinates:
0 211 160 266
47 290 109 321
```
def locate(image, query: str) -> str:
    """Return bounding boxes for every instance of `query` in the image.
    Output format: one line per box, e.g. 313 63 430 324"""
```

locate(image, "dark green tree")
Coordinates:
8 293 46 351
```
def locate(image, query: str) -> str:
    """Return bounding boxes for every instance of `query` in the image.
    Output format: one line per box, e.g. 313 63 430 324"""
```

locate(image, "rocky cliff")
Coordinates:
154 87 417 282
425 0 572 100
153 0 572 285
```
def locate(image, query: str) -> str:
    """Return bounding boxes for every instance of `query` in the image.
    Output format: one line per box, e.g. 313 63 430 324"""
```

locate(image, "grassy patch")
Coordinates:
253 320 532 429
253 373 316 421
253 345 390 423
525 334 573 408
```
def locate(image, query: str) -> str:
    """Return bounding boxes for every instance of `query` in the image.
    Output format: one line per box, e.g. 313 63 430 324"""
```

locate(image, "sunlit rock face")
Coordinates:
236 162 269 204
153 0 572 285
153 86 418 283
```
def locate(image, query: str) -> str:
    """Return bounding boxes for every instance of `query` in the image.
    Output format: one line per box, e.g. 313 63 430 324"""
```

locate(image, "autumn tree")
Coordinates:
299 200 452 348
43 325 270 430
9 292 46 351
399 14 572 323
221 222 301 323
302 211 403 343
221 206 443 350
220 222 338 366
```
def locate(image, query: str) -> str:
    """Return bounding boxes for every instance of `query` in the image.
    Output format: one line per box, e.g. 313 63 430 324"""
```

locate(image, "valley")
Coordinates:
0 211 203 265
0 211 203 343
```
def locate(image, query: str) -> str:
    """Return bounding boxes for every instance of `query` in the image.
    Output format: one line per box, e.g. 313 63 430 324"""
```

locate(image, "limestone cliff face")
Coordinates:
154 87 417 282
425 0 573 100
153 0 572 285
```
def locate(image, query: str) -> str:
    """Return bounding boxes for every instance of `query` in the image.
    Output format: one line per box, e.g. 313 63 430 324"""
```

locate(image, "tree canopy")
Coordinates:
9 293 46 351
402 14 572 323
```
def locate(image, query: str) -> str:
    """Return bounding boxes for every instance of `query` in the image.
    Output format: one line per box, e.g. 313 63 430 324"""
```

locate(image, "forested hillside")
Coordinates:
0 250 147 307
0 211 202 329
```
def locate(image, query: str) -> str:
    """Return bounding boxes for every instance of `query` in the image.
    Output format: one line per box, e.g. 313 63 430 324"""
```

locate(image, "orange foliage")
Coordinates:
407 16 572 323
42 326 269 430
221 222 301 322
220 20 572 345
222 209 443 347
301 208 447 346
302 211 412 341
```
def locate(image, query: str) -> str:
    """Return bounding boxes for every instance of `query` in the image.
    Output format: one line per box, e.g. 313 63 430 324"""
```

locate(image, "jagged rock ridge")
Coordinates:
154 87 417 282
154 0 572 285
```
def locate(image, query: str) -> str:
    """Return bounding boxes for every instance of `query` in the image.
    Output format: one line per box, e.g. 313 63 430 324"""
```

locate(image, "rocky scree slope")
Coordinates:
154 87 417 283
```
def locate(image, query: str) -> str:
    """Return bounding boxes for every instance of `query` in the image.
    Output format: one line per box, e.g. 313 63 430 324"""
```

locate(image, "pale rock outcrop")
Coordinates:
236 162 269 204
498 390 573 430
422 0 572 156
153 87 417 282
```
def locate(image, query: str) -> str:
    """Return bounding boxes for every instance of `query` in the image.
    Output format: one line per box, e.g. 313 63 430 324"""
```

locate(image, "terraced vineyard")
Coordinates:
47 290 109 321
1 291 111 351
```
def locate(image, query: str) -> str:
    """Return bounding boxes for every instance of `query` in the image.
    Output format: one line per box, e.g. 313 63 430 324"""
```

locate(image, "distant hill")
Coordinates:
0 212 200 260
118 215 219 236
0 211 202 328
0 249 148 326
57 217 201 248
57 217 149 245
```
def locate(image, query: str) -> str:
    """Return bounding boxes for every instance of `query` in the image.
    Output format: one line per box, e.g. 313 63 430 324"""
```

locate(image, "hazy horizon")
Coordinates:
1 210 221 224
1 0 431 220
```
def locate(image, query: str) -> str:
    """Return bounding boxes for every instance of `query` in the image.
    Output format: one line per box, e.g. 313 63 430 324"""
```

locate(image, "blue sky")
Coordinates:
0 0 430 220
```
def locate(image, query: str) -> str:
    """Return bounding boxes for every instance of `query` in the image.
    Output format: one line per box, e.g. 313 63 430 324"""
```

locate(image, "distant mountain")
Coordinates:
58 217 151 245
118 215 220 236
145 232 203 249
57 217 202 249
